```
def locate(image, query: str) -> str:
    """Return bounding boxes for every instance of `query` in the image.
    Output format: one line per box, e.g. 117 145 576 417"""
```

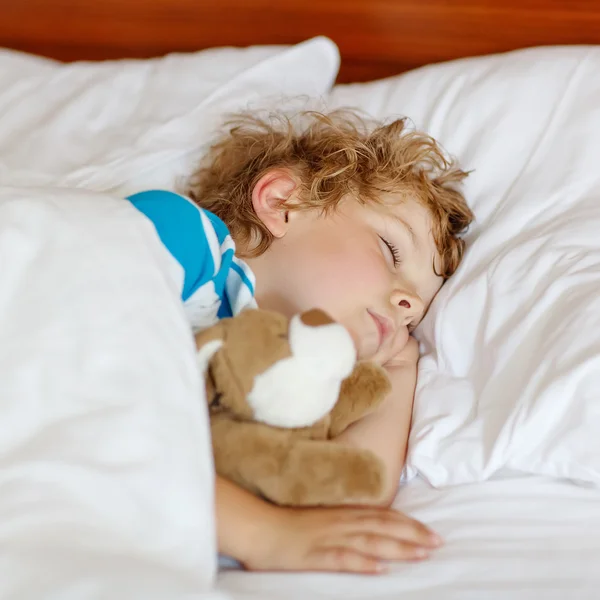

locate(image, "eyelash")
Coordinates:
380 236 400 267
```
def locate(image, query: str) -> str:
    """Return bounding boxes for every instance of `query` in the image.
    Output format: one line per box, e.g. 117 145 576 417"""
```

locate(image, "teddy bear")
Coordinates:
194 307 391 507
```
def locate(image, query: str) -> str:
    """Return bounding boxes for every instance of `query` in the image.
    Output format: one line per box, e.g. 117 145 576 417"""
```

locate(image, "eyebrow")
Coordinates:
392 215 418 250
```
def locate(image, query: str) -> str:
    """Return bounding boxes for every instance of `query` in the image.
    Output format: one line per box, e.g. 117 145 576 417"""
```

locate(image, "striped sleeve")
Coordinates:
126 190 256 329
126 190 216 301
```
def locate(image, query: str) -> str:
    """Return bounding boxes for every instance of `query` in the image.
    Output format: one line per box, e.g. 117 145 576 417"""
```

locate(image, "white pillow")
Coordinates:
0 186 215 598
0 37 339 195
328 46 600 488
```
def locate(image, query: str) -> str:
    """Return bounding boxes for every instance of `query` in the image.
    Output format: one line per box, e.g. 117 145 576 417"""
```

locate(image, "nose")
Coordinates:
390 288 423 325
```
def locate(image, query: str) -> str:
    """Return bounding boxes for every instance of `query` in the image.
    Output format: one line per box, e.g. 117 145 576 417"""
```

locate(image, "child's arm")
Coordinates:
216 473 441 574
334 337 419 505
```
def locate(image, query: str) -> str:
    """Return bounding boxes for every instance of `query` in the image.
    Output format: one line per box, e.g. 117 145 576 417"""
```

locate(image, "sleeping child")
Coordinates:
127 109 474 574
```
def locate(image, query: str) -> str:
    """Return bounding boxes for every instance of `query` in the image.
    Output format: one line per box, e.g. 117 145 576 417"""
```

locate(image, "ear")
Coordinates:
194 323 225 374
251 168 298 238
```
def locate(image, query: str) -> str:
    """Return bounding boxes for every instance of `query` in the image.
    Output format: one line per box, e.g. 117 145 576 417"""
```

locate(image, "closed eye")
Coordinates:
380 236 400 267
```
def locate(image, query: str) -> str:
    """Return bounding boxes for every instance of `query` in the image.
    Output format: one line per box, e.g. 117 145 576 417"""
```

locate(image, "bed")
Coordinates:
2 2 600 599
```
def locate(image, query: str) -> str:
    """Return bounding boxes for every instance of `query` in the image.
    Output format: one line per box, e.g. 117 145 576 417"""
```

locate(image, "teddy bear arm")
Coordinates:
269 440 386 506
211 416 295 499
328 362 391 438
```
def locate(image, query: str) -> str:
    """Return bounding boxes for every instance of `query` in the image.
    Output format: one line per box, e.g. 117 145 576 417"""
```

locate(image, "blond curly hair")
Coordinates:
187 110 474 279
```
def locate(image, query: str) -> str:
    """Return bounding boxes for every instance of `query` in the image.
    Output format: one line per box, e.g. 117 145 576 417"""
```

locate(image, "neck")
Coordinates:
245 253 294 318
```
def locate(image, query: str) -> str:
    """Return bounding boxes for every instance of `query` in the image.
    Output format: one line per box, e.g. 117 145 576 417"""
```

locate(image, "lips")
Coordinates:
367 309 393 351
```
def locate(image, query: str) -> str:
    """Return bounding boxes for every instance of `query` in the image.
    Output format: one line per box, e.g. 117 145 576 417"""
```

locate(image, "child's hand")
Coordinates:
245 504 442 574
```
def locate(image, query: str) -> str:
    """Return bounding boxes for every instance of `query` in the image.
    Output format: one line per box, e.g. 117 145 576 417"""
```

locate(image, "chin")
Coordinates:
354 336 377 361
361 346 387 365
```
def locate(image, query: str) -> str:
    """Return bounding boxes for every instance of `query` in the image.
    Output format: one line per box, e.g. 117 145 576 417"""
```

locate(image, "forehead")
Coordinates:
373 193 437 249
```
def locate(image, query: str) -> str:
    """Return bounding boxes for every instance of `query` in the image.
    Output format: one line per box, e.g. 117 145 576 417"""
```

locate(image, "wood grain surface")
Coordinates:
2 0 600 82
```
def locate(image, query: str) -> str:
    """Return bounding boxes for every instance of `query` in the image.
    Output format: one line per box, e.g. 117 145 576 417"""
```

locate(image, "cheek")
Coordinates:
421 274 444 313
294 244 387 317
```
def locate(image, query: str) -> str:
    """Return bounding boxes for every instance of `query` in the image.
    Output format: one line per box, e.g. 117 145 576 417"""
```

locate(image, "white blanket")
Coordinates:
0 186 216 598
0 38 342 598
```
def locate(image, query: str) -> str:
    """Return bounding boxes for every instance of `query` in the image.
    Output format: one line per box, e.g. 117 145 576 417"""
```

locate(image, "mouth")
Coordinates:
367 309 393 351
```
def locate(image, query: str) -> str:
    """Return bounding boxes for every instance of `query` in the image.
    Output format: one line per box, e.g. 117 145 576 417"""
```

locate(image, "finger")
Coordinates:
345 510 442 548
386 515 442 548
311 547 386 575
342 533 431 561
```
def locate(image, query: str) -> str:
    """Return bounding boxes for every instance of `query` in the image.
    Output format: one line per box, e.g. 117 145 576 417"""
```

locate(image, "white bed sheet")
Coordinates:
215 473 600 600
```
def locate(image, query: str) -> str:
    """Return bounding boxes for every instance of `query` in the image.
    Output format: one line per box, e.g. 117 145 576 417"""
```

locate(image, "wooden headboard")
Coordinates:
3 0 600 83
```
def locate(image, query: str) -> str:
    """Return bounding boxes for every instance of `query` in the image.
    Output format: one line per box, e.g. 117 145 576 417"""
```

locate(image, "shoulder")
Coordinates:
127 190 230 243
126 190 226 301
127 189 218 229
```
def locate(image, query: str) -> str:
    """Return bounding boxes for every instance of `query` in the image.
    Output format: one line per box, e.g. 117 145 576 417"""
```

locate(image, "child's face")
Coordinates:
248 189 443 366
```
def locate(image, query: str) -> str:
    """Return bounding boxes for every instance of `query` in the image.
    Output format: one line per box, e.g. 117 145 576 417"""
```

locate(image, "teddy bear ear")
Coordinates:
194 322 226 374
299 308 335 327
